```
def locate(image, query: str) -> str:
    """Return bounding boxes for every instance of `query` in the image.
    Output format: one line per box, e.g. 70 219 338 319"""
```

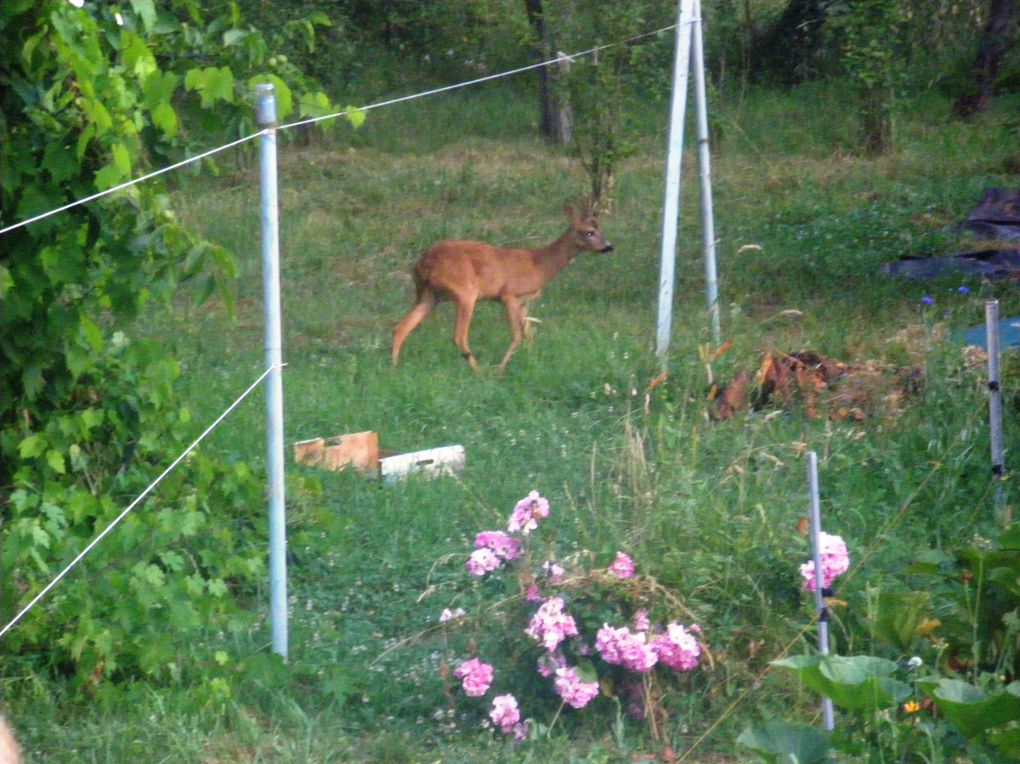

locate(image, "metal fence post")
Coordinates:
256 83 289 660
691 0 720 344
655 0 696 365
986 300 1008 524
808 452 836 731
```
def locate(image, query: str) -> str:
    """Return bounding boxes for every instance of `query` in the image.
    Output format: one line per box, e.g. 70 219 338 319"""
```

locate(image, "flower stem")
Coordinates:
547 700 566 738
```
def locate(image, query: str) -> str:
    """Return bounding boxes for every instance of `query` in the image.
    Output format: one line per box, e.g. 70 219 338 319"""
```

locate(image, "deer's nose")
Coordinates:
601 243 614 253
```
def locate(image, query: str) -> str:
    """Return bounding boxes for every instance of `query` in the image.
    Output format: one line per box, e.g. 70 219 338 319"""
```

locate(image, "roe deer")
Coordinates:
0 712 20 764
391 199 614 371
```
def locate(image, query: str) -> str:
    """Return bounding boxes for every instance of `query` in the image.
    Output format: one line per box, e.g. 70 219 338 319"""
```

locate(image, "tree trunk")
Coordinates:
523 0 572 144
749 0 828 82
953 0 1019 117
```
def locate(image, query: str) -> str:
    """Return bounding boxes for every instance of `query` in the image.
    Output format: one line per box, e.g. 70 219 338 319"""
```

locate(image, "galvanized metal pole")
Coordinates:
986 300 1008 524
256 83 289 659
691 0 720 344
807 451 835 731
655 0 695 365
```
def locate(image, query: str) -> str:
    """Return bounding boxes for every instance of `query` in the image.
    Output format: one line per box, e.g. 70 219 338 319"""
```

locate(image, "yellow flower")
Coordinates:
903 700 921 714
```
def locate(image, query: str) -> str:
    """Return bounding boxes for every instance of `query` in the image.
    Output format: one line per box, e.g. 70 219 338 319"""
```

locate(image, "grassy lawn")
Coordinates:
9 78 1020 762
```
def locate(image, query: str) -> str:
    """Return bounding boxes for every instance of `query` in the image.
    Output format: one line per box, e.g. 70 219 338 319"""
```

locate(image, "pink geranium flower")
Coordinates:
609 551 635 579
799 532 850 591
553 666 600 709
508 491 550 535
542 560 565 583
475 530 521 561
651 622 701 671
489 694 521 733
465 548 502 576
454 657 494 697
633 609 650 631
595 624 657 672
525 596 578 652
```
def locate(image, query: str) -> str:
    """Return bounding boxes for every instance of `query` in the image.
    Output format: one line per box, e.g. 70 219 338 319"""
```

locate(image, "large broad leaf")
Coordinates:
870 588 931 652
773 654 910 712
737 720 833 764
920 678 1020 739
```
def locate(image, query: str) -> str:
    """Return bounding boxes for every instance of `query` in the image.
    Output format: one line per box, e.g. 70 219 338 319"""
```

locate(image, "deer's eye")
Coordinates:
584 231 594 237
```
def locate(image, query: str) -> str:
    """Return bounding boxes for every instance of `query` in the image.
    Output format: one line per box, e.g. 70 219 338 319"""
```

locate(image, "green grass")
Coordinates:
7 78 1020 761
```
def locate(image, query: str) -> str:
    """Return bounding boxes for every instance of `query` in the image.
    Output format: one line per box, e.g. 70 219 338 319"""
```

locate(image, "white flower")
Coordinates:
907 656 923 669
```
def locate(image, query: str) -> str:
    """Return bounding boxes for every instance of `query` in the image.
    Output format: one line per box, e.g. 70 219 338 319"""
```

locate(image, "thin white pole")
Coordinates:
807 451 835 731
256 83 289 660
691 0 720 344
986 300 1008 523
656 0 696 365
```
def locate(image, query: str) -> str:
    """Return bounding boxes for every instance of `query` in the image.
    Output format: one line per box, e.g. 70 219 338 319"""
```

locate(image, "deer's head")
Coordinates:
565 198 614 254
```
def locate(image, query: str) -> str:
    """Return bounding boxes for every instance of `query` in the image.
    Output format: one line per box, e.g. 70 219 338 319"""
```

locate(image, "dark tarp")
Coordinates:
881 189 1020 281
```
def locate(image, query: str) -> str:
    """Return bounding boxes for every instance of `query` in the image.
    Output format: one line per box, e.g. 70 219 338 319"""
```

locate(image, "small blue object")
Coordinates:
958 286 970 294
921 296 934 304
959 317 1020 349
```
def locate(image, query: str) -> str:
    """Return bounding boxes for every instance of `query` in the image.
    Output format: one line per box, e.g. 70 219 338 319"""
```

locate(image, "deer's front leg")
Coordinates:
498 296 526 372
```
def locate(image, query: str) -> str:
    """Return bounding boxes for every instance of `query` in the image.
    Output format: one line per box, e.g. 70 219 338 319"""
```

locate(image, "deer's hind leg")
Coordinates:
392 290 438 365
498 295 527 372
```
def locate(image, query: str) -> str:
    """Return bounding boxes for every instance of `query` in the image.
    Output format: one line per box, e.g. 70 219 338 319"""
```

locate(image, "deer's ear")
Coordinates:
564 201 579 221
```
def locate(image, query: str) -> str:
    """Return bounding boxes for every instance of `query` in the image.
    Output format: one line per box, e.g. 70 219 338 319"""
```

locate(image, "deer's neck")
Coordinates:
531 230 578 280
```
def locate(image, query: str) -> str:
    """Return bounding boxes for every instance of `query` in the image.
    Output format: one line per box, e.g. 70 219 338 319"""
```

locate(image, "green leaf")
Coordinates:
345 104 366 129
208 578 228 598
46 449 66 475
921 679 1020 738
128 0 157 31
18 434 46 459
121 31 157 79
185 67 236 108
737 720 833 764
80 98 113 136
112 142 132 176
222 29 247 47
871 589 931 652
151 102 178 138
141 70 178 111
0 265 12 300
42 142 78 184
96 162 124 190
772 654 909 712
80 315 104 353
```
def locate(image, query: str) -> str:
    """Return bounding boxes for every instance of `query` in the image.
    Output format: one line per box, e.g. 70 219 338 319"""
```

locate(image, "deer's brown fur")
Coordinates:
391 199 613 371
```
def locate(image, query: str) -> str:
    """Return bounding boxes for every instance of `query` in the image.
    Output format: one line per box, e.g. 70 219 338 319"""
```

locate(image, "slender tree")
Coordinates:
524 0 573 144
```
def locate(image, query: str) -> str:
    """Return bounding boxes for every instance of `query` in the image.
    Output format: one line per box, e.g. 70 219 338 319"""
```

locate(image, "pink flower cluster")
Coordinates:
489 694 528 739
595 624 658 672
464 493 549 576
596 620 703 674
553 666 600 709
475 530 521 561
608 551 635 579
650 623 701 671
454 658 494 697
465 548 501 576
508 491 550 535
524 596 578 652
799 532 850 591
